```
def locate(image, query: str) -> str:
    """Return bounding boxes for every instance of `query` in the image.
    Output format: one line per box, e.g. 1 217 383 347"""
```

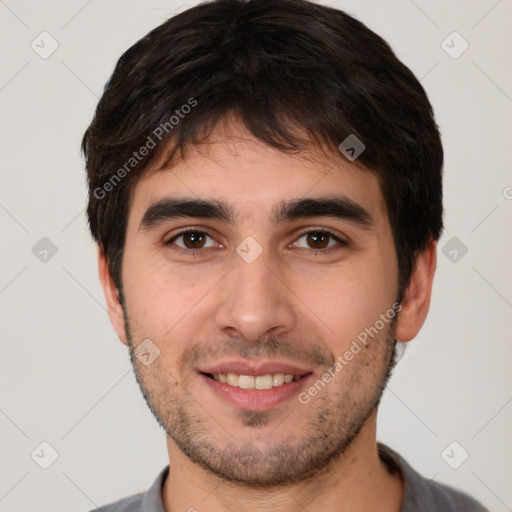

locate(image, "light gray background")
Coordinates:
1 1 511 510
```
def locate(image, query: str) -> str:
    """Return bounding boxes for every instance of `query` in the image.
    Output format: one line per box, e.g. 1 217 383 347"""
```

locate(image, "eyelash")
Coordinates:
165 227 347 256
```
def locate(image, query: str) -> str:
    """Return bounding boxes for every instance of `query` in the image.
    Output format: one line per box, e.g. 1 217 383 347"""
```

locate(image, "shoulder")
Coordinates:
88 466 169 512
377 443 489 512
92 492 143 512
419 478 489 511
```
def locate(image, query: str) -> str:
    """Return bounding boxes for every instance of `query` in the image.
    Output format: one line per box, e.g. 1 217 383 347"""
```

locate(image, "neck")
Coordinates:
161 413 404 512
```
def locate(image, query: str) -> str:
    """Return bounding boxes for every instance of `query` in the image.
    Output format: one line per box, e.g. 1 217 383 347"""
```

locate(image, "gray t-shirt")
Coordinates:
91 443 488 511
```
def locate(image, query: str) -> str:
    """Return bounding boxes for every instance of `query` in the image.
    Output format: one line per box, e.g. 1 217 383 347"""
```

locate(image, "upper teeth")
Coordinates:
212 373 300 389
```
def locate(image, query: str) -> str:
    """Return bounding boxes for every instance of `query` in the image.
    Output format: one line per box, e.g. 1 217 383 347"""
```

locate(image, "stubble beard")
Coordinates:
123 304 398 489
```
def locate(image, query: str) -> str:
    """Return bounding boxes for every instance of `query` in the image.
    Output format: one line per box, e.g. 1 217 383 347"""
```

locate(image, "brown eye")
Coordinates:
292 230 345 252
167 230 216 251
306 231 330 249
182 232 207 249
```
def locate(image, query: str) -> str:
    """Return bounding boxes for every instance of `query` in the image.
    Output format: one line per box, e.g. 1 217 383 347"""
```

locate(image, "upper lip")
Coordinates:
198 360 313 377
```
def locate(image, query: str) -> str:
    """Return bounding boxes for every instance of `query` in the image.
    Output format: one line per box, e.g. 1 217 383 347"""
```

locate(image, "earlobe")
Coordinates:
396 240 437 342
97 249 128 345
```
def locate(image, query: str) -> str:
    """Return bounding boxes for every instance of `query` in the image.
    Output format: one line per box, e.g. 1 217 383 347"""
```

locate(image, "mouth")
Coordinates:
201 372 307 390
197 361 314 410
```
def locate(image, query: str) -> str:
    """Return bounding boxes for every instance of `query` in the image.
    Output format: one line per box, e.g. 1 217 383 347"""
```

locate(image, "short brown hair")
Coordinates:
82 0 443 294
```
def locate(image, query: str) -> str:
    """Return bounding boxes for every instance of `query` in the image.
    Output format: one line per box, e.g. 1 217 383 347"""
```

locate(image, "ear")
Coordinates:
97 248 128 345
396 240 437 342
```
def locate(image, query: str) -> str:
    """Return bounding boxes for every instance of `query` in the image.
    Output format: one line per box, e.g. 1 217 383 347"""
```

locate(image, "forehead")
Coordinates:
129 123 388 228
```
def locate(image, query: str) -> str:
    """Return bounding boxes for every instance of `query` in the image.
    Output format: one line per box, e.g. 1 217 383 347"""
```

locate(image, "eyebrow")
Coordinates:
138 195 374 231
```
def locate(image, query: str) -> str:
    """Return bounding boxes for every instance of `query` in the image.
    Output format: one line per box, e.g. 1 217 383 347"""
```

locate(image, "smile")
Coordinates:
206 372 303 389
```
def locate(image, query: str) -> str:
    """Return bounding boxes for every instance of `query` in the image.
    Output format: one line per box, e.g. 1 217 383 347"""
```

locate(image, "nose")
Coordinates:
214 245 296 343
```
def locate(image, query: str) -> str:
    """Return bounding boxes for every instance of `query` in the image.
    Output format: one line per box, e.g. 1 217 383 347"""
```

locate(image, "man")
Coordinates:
82 0 488 510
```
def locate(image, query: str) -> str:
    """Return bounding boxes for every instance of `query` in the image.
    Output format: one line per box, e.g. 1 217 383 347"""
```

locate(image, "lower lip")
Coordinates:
200 373 313 410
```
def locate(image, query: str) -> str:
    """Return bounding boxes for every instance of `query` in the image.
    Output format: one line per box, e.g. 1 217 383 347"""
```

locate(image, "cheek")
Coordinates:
122 258 215 339
295 255 397 348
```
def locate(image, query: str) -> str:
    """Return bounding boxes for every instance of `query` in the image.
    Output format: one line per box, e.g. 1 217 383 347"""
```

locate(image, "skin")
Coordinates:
99 119 437 511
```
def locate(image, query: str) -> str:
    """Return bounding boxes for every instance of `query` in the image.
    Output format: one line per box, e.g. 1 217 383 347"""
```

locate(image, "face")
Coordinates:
107 123 407 487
